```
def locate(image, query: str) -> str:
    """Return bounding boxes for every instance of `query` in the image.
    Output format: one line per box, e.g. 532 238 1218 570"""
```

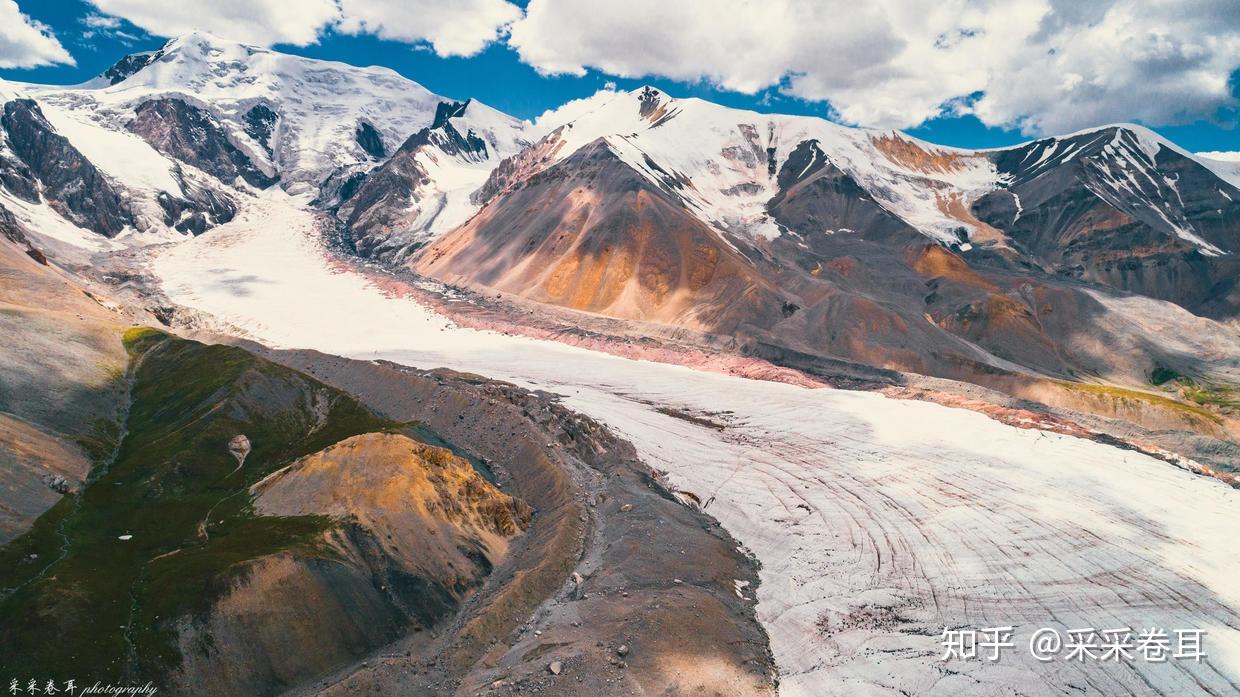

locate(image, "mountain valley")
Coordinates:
1 32 1239 696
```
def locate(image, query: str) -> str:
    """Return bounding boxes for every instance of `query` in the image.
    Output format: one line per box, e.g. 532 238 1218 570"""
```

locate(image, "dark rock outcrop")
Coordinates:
128 98 277 189
355 121 385 159
336 101 492 258
0 203 26 247
242 104 278 157
973 126 1240 316
314 167 369 211
0 146 39 204
770 139 920 243
155 165 237 235
156 189 235 235
100 48 165 85
381 100 490 165
1 99 134 237
0 202 43 263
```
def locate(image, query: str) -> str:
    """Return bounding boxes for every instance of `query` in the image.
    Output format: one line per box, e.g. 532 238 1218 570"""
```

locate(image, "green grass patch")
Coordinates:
1055 379 1222 425
1178 379 1240 410
1149 365 1181 386
0 329 397 684
0 494 75 591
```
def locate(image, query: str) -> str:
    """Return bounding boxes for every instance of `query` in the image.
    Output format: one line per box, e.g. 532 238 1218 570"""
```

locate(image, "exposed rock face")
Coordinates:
173 432 530 696
0 138 39 204
421 100 488 160
156 189 236 235
770 139 921 243
337 144 430 257
338 100 493 259
0 204 26 247
415 138 781 331
973 126 1240 316
154 167 237 235
243 104 278 157
128 98 277 189
354 121 385 159
1 99 134 237
0 204 45 264
100 48 166 85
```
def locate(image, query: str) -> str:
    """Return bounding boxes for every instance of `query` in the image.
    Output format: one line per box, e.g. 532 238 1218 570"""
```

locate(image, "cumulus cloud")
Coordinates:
82 13 121 30
1198 151 1240 162
0 0 74 68
86 0 519 56
507 0 1240 135
86 0 339 46
335 0 521 57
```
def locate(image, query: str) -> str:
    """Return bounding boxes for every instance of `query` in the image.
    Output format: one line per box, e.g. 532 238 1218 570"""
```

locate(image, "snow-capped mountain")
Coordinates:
0 36 1235 387
0 32 528 262
408 84 1240 392
62 31 447 191
515 86 1001 245
414 85 1240 319
335 97 531 259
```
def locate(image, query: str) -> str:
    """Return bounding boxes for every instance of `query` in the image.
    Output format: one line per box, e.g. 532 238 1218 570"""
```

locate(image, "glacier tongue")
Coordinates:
154 191 1240 697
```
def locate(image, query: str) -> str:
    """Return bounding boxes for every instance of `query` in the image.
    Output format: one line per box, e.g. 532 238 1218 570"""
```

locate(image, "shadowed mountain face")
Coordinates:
972 127 1240 317
1 99 134 237
129 98 277 189
400 90 1240 392
336 98 523 259
417 138 783 331
769 139 922 244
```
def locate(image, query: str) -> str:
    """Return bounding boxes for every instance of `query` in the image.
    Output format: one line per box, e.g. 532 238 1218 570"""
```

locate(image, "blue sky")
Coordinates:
2 0 1237 152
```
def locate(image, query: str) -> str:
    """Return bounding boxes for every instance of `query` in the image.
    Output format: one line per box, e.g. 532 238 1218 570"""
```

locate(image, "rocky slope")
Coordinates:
1 98 134 237
0 330 530 696
417 138 782 330
0 218 130 542
175 432 530 696
411 87 1240 399
336 98 529 259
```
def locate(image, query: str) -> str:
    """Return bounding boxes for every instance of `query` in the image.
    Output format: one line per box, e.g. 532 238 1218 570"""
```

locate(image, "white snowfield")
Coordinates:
1 36 1234 264
154 192 1240 697
532 87 1002 245
17 32 528 198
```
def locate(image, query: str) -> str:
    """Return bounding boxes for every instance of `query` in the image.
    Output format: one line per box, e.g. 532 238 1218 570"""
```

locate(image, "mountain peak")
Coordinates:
161 30 257 51
634 86 673 120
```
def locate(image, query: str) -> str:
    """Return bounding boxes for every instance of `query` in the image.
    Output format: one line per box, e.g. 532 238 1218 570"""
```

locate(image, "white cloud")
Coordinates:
507 0 1240 135
1199 151 1240 162
86 0 519 56
335 0 520 57
82 13 121 30
86 1 338 46
0 0 74 68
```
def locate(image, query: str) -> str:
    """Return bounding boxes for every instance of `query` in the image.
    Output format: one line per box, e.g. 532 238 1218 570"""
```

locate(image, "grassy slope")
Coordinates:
0 329 397 684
